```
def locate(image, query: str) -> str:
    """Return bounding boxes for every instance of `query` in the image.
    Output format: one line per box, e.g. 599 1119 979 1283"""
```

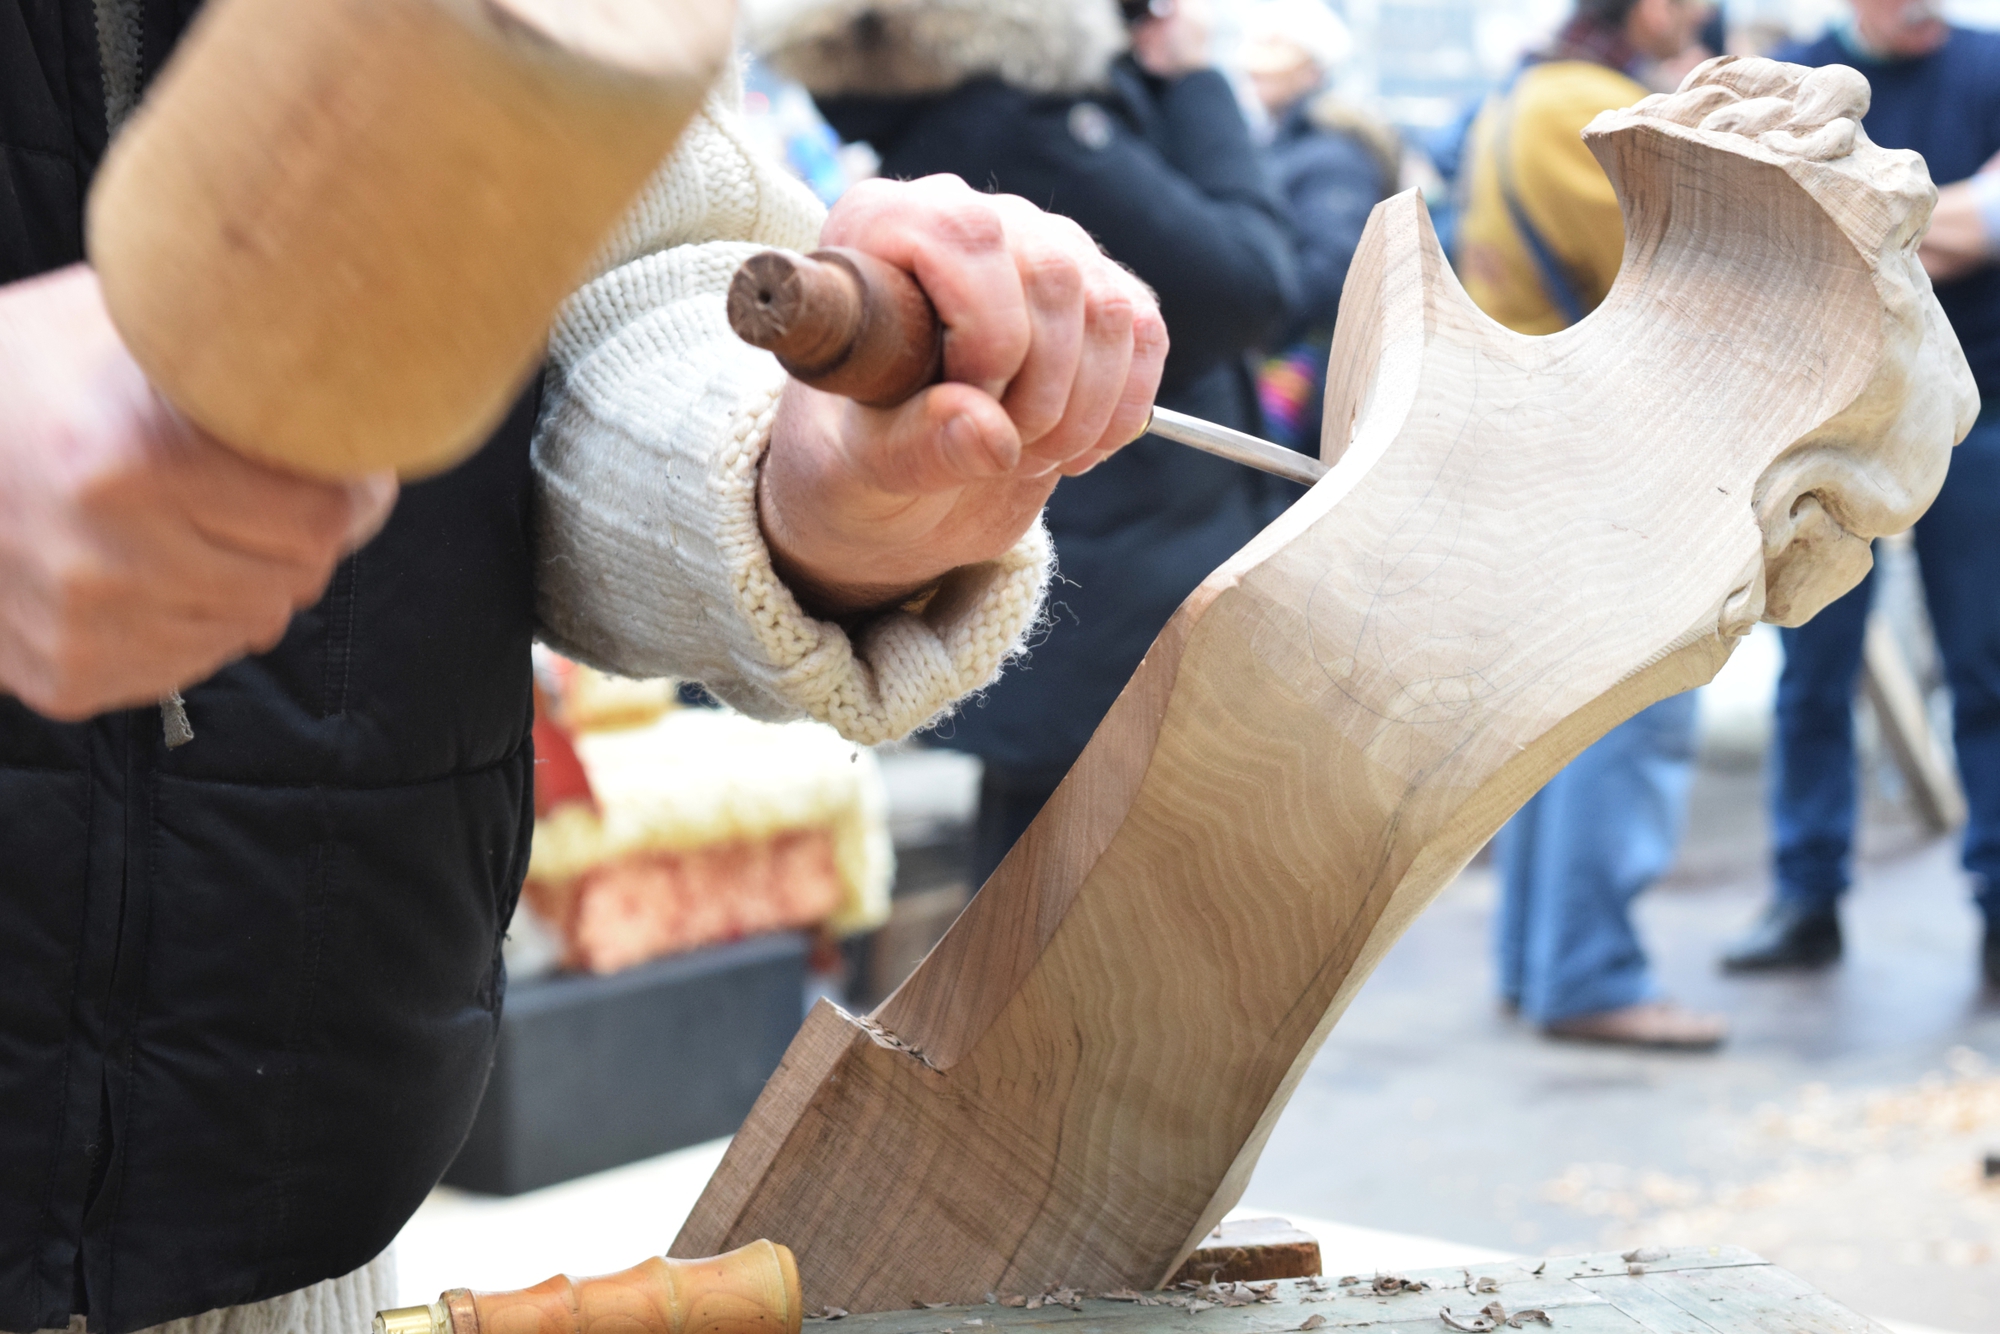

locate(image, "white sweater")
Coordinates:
532 70 1054 747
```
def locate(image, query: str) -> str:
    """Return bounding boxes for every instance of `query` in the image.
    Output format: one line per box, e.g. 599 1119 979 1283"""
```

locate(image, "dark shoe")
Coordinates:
1720 900 1841 972
1984 920 2000 989
1543 1000 1727 1050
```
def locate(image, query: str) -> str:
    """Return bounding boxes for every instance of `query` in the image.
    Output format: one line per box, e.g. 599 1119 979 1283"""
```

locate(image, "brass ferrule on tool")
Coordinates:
374 1297 450 1334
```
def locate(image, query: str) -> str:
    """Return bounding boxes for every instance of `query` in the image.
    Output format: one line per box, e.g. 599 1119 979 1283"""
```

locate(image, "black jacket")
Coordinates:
822 64 1299 781
2 5 536 1330
1267 98 1395 346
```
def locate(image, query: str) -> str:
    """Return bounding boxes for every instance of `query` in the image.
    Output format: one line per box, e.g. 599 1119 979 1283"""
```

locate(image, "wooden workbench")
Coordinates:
806 1247 1883 1334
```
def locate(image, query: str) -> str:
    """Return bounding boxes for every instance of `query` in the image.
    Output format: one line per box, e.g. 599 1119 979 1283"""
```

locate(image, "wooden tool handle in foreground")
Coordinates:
727 248 944 409
88 0 733 480
726 250 1330 487
374 1240 801 1334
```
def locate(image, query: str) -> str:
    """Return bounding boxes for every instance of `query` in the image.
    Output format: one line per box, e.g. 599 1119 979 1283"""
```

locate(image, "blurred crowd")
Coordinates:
741 0 2000 1050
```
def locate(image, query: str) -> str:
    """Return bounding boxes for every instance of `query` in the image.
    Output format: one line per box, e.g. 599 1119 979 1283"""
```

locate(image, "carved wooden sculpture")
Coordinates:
674 57 1978 1310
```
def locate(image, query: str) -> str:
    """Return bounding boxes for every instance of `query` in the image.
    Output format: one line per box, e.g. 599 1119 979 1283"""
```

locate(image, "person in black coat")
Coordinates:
1239 0 1398 451
756 0 1301 880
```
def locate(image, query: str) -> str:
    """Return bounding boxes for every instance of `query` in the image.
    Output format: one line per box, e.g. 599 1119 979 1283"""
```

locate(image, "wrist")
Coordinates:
755 469 937 620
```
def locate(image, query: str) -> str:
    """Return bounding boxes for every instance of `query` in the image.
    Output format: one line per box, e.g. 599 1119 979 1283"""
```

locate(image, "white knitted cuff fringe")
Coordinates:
25 1250 395 1334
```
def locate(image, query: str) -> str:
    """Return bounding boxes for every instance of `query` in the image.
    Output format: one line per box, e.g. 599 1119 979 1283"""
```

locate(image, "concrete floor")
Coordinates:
1242 753 2000 1333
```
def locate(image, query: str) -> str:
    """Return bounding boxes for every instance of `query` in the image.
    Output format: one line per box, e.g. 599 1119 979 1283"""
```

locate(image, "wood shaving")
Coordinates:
1438 1309 1495 1332
998 1297 1027 1308
1097 1289 1163 1306
1370 1274 1430 1296
1478 1301 1553 1330
1620 1247 1668 1264
1298 1316 1326 1331
1474 1278 1500 1294
810 1308 848 1321
857 1015 938 1070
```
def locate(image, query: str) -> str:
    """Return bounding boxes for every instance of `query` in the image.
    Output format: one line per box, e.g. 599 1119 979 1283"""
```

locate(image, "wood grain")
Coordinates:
87 0 732 479
674 56 1977 1312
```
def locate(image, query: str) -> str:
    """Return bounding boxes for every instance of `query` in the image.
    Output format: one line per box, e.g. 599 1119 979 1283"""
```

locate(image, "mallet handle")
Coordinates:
725 250 1328 486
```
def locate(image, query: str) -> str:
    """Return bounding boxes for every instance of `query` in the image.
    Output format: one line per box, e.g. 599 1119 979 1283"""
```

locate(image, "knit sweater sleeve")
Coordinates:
532 71 1054 746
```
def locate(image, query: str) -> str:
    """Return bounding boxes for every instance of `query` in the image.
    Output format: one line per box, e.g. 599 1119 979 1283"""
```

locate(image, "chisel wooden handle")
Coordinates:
88 0 733 480
374 1240 801 1334
727 249 1329 487
727 248 944 409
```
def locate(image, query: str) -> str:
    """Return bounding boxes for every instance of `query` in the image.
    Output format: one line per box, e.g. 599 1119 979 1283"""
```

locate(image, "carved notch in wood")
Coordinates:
672 56 1978 1310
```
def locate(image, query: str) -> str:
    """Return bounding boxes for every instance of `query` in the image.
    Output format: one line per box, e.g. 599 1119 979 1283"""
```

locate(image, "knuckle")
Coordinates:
1086 290 1137 336
916 173 976 198
1132 305 1170 354
1023 249 1084 302
933 201 1007 254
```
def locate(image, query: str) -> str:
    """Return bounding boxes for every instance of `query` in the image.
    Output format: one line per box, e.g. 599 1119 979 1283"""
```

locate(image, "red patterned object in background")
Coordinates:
518 653 892 977
531 681 597 819
523 830 843 975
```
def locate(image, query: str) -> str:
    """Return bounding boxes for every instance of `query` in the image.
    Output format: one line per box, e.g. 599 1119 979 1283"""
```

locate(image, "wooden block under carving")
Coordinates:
1168 1219 1321 1286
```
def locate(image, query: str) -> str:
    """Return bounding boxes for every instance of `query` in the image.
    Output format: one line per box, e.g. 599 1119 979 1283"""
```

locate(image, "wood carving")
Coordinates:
673 57 1978 1309
87 0 733 479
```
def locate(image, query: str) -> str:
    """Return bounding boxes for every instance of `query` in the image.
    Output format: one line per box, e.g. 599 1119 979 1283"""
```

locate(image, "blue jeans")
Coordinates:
1773 405 2000 924
1496 693 1701 1023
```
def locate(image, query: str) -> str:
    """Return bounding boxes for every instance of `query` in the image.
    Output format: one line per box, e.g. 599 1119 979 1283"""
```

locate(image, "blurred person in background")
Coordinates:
749 0 1299 883
1719 1 2000 982
1457 0 1725 1048
1240 0 1400 452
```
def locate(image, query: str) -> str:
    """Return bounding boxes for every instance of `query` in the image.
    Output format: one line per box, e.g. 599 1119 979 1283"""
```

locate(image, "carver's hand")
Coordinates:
1920 150 2000 283
0 265 398 720
757 176 1167 617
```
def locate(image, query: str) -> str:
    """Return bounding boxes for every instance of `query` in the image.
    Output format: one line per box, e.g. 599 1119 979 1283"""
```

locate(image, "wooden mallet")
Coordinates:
88 0 735 480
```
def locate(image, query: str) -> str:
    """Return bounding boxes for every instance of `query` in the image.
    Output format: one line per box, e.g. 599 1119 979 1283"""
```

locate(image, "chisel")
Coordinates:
726 248 1331 488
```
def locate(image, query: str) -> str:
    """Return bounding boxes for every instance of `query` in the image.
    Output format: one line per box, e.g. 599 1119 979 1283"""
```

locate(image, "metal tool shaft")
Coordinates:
1144 406 1329 487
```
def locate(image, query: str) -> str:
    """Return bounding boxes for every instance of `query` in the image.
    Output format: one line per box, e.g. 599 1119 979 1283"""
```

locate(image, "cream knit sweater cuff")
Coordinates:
534 309 1052 746
529 102 1054 745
